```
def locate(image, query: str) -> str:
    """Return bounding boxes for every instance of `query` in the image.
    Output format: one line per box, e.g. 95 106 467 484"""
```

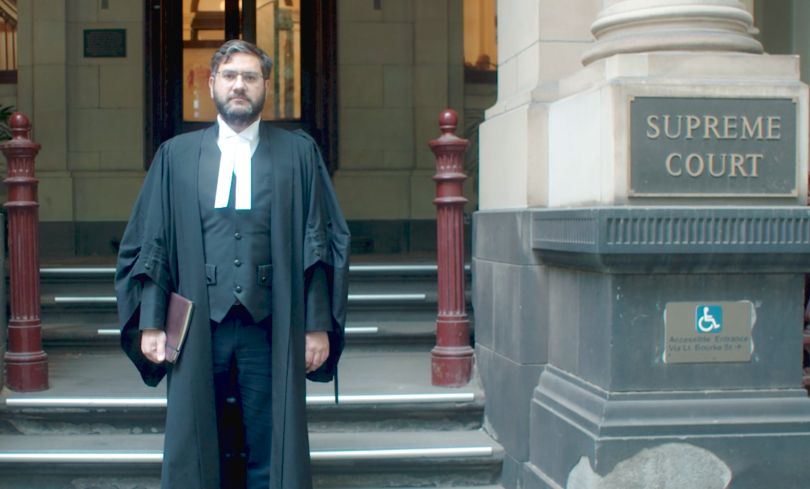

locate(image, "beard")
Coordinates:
213 88 266 126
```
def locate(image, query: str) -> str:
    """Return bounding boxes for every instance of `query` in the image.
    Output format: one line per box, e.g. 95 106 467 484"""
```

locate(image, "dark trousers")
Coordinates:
212 306 272 489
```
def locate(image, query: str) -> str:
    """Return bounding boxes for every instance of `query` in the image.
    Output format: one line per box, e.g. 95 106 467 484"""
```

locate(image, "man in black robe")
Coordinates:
115 40 349 489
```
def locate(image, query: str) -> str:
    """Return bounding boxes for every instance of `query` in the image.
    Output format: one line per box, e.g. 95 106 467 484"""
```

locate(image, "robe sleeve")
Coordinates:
114 141 176 387
294 130 351 384
305 263 332 332
139 280 168 331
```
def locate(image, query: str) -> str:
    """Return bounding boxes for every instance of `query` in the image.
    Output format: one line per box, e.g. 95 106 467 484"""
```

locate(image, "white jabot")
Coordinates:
214 116 261 210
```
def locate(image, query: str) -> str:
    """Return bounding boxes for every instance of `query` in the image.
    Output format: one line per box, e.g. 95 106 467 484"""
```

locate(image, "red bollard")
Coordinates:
430 110 473 387
1 113 47 391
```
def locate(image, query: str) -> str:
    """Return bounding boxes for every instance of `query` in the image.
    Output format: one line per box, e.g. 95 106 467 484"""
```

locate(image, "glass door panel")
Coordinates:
181 0 302 124
147 0 335 170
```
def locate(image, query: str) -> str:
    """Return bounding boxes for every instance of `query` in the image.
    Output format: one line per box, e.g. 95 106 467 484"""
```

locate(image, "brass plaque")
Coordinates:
664 301 754 364
629 97 798 197
83 29 126 58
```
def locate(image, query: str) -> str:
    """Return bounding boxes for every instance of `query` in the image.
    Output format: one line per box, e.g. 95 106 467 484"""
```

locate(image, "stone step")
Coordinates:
0 430 502 488
1 347 483 433
36 262 470 317
39 291 446 307
37 263 470 299
37 290 470 328
38 319 443 350
0 393 483 435
0 481 503 489
39 291 447 313
32 261 472 346
0 260 495 489
37 262 470 281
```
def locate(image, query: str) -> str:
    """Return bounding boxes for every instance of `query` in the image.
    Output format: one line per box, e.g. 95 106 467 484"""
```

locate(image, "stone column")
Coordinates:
520 1 810 488
582 0 763 66
473 1 603 487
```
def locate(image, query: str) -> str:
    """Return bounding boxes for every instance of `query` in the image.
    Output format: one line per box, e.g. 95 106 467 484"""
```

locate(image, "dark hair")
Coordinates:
211 40 274 79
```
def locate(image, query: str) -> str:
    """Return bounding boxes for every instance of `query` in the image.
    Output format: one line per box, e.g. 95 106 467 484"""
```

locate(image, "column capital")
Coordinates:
582 0 763 66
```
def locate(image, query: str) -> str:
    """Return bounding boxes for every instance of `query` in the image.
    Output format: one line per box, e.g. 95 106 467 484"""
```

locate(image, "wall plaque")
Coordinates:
664 301 755 364
83 29 126 58
629 97 798 197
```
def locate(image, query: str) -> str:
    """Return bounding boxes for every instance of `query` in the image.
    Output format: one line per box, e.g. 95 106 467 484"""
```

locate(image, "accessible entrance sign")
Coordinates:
664 301 754 364
629 97 798 197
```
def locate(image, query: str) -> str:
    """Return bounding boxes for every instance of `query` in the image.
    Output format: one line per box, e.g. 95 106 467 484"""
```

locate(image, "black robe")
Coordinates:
115 123 350 489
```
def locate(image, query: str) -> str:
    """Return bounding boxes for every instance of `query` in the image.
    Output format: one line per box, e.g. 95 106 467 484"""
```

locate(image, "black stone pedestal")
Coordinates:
525 366 810 489
478 207 810 489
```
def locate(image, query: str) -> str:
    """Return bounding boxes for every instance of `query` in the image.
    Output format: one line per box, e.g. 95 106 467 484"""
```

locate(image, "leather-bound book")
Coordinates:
165 292 194 363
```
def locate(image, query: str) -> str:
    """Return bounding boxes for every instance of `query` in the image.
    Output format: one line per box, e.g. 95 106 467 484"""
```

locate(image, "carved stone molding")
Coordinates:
582 0 763 66
531 207 810 272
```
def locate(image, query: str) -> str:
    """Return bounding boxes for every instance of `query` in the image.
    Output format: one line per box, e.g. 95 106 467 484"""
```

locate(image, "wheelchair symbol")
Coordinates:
696 306 722 333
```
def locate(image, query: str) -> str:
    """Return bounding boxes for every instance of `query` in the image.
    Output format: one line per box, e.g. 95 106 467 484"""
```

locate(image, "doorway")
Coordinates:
144 0 338 172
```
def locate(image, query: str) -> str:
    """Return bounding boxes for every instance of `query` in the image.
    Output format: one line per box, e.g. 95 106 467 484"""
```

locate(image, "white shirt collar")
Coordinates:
217 115 261 143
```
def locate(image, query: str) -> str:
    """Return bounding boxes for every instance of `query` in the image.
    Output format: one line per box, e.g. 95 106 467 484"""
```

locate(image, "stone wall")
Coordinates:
0 83 18 194
473 209 546 488
16 0 144 255
0 84 16 115
478 0 601 210
756 0 810 83
333 0 474 253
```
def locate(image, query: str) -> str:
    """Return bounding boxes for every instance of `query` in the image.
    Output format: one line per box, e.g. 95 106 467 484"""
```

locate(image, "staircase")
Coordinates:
0 256 501 489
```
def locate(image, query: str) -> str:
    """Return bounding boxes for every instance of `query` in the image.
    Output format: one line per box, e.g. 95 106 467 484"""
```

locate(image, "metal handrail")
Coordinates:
39 264 472 276
6 393 476 408
0 446 494 463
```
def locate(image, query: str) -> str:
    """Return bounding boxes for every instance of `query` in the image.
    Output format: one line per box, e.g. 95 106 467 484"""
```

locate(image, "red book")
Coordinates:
165 292 194 363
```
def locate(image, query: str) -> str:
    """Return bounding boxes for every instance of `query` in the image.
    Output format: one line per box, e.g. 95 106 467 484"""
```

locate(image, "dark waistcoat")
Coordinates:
198 130 273 324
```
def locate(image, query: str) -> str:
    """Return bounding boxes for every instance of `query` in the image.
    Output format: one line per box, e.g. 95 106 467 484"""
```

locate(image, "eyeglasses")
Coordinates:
215 70 265 87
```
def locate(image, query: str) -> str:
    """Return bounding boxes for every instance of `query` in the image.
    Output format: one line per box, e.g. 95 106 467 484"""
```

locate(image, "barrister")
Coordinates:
115 40 350 489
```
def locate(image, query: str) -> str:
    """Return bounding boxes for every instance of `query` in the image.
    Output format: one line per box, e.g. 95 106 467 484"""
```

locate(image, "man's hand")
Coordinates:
141 329 167 364
305 331 330 373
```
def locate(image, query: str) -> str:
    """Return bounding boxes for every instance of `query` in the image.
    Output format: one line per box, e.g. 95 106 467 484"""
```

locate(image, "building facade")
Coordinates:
474 1 810 488
4 1 810 487
5 0 494 256
6 1 806 257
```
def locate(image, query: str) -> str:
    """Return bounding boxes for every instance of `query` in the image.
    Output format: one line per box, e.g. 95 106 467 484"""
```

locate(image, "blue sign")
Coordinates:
696 305 723 333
